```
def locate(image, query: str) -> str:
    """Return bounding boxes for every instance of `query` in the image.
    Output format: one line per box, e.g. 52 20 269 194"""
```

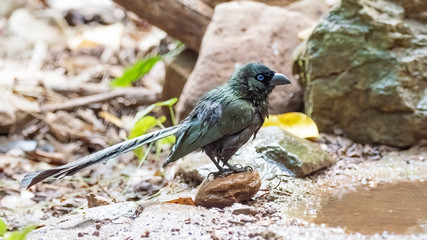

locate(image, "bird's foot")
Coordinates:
207 165 252 179
225 163 253 173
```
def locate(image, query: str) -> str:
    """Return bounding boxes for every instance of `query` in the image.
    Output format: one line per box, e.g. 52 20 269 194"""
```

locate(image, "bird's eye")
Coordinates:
256 74 264 81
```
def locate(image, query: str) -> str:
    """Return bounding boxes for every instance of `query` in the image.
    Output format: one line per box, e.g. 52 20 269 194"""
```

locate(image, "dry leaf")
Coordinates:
98 111 123 128
87 192 112 208
164 197 196 206
262 112 319 139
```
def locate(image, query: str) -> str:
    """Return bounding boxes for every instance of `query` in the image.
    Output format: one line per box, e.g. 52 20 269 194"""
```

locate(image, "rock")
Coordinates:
254 127 334 177
161 49 198 101
176 1 313 120
294 0 427 147
177 151 215 183
195 171 261 208
286 0 333 21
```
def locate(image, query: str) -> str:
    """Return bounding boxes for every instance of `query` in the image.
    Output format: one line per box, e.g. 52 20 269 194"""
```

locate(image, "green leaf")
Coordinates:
154 98 178 107
129 116 169 159
128 98 178 159
128 116 158 139
158 135 175 145
5 225 35 240
129 115 158 158
110 55 161 88
0 218 7 236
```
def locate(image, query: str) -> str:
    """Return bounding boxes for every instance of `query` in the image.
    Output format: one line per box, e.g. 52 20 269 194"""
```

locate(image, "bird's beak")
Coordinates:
270 73 291 86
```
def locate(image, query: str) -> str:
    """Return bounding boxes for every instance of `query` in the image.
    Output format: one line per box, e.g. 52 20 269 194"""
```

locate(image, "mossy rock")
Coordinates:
294 0 427 147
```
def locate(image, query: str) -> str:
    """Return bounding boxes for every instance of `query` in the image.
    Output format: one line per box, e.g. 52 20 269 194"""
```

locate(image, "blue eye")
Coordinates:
256 74 264 81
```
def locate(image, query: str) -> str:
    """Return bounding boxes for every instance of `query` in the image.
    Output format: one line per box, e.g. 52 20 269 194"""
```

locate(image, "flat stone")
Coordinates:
254 127 335 177
195 171 261 208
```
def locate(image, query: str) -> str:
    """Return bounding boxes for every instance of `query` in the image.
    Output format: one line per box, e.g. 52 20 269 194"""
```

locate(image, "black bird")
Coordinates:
22 63 290 188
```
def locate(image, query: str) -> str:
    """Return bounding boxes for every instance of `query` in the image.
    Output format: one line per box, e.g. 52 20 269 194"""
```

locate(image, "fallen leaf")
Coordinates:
87 192 112 208
262 112 319 139
98 111 123 128
164 197 196 206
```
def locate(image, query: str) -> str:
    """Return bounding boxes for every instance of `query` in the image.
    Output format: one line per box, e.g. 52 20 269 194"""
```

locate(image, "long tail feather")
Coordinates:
22 126 179 188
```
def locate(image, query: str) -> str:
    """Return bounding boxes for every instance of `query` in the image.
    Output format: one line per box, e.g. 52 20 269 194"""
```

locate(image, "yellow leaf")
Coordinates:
263 112 319 139
164 197 196 206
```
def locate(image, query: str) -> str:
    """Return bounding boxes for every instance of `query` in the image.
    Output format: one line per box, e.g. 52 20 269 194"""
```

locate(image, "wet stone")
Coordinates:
254 126 335 177
195 171 261 208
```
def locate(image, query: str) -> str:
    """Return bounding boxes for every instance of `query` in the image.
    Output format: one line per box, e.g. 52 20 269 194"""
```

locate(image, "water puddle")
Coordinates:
313 181 427 235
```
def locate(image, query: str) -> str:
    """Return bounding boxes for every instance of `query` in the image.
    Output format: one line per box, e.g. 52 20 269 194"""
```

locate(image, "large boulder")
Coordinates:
176 1 313 120
294 0 427 147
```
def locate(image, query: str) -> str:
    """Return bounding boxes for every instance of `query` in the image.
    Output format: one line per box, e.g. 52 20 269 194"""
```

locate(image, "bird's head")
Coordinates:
228 63 290 100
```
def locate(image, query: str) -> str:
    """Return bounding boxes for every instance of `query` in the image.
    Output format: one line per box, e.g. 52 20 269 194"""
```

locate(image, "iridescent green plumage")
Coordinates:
22 63 290 188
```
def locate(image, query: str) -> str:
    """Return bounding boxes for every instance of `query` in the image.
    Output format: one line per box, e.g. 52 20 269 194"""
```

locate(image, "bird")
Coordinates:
21 63 290 188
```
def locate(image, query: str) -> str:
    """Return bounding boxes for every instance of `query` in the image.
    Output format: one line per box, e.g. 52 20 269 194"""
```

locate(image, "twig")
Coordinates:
44 88 158 112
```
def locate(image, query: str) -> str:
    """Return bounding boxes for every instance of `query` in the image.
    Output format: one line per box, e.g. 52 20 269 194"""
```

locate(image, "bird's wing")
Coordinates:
164 98 256 164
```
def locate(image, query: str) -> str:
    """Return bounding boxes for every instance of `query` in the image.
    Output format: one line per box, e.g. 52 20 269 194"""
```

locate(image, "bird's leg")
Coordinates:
205 152 224 172
207 159 229 179
211 158 224 172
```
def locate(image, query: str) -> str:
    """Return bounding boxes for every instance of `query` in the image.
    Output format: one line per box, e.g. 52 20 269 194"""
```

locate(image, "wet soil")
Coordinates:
314 181 427 235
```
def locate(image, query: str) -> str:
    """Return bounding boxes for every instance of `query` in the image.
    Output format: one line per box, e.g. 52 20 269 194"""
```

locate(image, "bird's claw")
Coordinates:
226 163 252 173
207 164 253 180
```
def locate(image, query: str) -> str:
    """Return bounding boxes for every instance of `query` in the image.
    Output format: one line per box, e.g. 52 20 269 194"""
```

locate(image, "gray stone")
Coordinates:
177 151 215 183
254 126 334 177
294 0 427 147
176 1 313 120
